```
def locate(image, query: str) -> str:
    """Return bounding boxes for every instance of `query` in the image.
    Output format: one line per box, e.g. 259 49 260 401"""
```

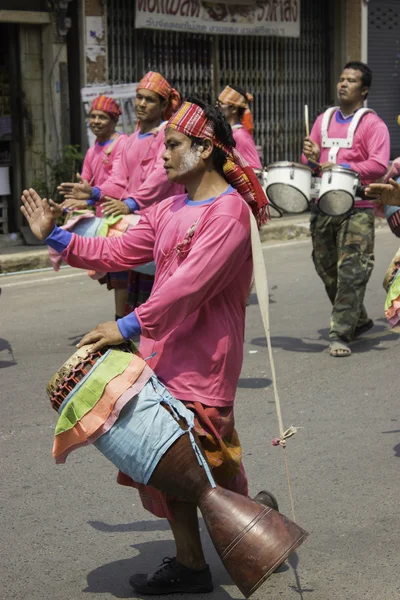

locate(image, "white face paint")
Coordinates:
178 145 203 176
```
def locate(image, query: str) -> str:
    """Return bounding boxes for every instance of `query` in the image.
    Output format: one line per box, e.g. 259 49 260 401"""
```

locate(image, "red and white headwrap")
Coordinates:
218 85 254 134
137 71 181 120
166 101 269 226
90 95 122 120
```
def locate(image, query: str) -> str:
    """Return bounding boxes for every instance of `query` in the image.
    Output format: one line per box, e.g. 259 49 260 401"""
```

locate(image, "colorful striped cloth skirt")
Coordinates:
117 401 248 520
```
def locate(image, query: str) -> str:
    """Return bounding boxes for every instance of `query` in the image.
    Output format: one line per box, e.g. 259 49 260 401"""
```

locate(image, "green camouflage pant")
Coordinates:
310 209 375 341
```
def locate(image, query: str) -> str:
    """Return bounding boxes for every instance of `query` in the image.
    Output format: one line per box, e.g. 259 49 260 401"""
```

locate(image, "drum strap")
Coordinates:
249 210 298 521
321 107 376 163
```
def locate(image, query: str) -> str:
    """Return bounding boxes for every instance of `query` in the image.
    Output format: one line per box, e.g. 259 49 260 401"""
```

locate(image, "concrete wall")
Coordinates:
345 0 363 62
19 24 46 188
83 0 107 84
18 19 67 190
330 0 368 99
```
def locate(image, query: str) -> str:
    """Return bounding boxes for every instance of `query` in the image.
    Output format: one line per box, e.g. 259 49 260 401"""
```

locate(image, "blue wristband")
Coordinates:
45 226 73 253
123 198 140 213
117 311 142 339
87 186 101 205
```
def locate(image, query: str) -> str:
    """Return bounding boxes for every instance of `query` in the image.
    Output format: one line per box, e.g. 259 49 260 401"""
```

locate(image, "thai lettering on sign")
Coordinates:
135 0 301 37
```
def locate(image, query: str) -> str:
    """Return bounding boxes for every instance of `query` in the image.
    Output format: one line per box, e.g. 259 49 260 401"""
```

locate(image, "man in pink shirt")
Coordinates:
302 61 390 357
58 95 128 217
60 72 184 317
21 99 273 595
60 72 183 216
217 85 262 170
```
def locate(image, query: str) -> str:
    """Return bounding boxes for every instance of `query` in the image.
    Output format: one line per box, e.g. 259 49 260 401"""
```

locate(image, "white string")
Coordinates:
249 211 297 521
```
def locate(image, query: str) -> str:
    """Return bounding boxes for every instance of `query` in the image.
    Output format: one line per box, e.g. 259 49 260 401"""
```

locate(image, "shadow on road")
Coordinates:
83 539 240 599
251 336 327 353
0 337 17 368
381 429 400 458
237 377 272 389
68 332 88 346
288 552 314 597
88 519 171 533
250 321 399 355
247 291 276 306
350 330 400 353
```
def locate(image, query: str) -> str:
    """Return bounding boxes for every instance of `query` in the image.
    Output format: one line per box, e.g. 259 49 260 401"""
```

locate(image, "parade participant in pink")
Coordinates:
59 73 183 316
217 85 262 170
58 95 127 217
302 62 390 358
60 72 183 216
21 98 272 596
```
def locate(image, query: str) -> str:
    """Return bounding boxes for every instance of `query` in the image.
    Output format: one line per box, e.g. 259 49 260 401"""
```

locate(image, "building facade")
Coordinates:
2 0 373 234
0 1 74 234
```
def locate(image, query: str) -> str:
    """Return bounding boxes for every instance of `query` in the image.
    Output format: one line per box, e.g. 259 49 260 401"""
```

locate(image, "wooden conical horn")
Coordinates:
149 432 308 598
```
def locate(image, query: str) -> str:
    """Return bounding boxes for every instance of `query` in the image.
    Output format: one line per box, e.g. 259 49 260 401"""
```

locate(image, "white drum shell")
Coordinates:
265 162 312 213
318 167 359 216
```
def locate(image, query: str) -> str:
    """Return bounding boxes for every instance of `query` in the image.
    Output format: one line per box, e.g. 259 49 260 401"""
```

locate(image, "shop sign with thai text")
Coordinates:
135 1 300 37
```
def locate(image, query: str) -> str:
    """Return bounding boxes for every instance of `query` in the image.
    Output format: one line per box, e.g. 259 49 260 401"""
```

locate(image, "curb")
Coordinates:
260 215 389 244
0 248 51 274
260 220 310 243
0 217 390 275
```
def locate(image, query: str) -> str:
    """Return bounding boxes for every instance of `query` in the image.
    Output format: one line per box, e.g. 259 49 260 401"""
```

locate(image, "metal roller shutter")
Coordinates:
107 0 332 165
368 0 400 158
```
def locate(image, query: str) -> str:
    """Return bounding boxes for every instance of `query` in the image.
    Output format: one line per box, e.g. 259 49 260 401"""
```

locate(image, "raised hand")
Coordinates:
20 188 56 240
365 179 400 206
101 197 130 217
76 321 125 353
58 173 92 200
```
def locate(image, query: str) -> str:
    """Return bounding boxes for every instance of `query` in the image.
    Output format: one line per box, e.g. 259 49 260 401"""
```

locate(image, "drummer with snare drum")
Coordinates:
302 61 390 357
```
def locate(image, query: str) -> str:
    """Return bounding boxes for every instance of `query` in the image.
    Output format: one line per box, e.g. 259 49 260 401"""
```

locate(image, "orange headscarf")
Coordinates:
218 85 254 134
166 101 269 226
137 71 181 120
90 96 122 120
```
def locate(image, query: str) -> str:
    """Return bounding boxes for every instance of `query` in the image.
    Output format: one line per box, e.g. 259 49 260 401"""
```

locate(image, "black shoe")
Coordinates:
129 557 214 595
353 319 374 339
253 490 279 512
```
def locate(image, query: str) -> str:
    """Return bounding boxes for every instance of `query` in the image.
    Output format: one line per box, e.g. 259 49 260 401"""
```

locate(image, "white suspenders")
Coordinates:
321 107 375 163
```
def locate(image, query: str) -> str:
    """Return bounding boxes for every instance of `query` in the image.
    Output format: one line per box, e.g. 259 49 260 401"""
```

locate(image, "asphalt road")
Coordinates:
1 228 399 600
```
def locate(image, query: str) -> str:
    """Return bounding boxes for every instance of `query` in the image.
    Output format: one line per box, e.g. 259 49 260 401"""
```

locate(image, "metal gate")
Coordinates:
107 0 332 165
368 0 400 158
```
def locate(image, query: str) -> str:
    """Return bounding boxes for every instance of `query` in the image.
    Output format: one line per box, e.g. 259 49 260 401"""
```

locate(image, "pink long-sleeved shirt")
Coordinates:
81 134 128 217
58 189 252 407
99 128 183 212
302 108 390 209
232 125 262 170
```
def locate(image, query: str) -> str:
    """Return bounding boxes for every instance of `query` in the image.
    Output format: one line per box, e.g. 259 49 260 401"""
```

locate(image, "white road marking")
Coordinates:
1 272 86 288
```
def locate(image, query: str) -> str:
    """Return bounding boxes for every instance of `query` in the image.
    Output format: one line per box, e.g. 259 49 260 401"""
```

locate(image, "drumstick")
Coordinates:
304 105 321 168
304 104 310 138
308 157 322 168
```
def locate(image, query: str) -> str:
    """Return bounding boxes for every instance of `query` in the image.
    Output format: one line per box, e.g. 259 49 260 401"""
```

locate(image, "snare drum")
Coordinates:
318 166 359 216
265 162 312 213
